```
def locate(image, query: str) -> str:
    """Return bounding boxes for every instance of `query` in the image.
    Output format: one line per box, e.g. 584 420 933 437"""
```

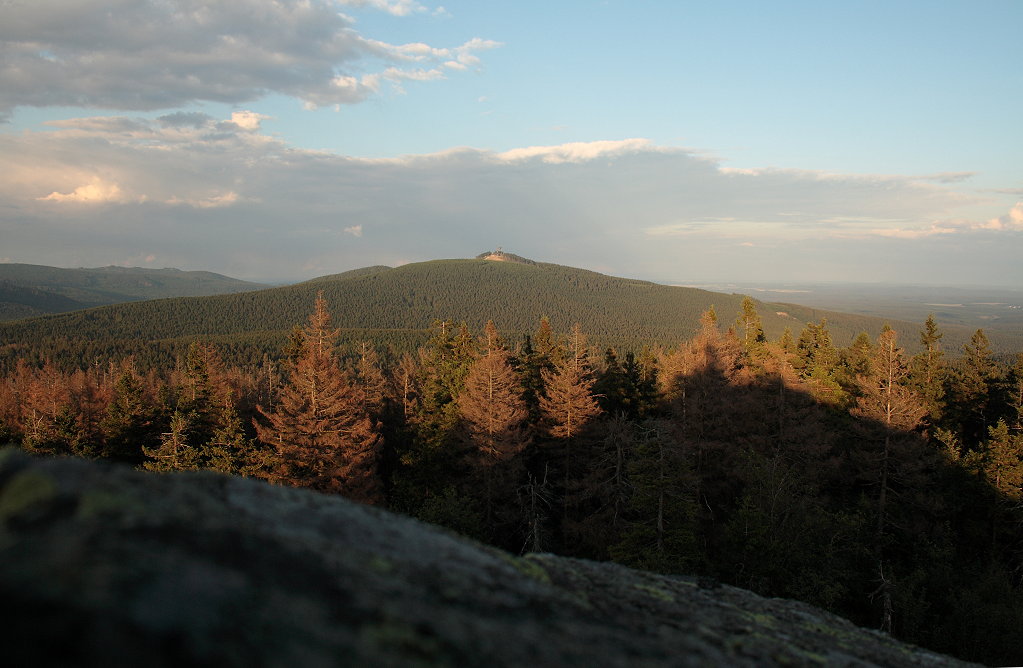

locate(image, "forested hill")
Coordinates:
0 258 1013 368
0 263 268 320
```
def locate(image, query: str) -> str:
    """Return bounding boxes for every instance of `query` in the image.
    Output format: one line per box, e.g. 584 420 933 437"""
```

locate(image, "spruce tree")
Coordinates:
909 315 946 425
594 348 630 417
19 361 74 456
610 419 699 573
737 296 767 363
946 329 1001 450
539 323 602 548
254 292 381 502
390 321 477 522
143 410 200 472
850 327 927 633
520 317 561 421
795 319 844 405
539 323 601 441
1008 354 1023 432
458 347 530 465
101 364 158 464
967 420 1023 500
353 341 387 418
457 335 530 532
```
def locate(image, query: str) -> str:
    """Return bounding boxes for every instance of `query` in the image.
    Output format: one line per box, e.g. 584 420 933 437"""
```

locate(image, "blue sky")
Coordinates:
1 0 1021 286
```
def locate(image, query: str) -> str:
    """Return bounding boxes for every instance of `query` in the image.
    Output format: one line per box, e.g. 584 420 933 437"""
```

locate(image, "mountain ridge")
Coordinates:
0 258 1018 367
0 263 269 321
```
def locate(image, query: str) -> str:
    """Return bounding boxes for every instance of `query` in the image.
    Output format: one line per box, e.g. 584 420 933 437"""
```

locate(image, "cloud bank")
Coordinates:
0 0 496 118
1 112 1018 285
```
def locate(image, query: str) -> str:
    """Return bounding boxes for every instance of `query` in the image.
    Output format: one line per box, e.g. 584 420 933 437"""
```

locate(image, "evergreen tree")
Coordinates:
389 353 420 422
457 336 530 533
795 318 844 405
101 364 158 464
458 347 530 465
966 420 1023 500
839 331 874 391
390 321 477 521
19 361 76 455
946 329 1001 450
850 327 928 633
1008 354 1023 432
737 296 767 362
909 315 946 426
570 413 636 558
610 419 699 573
519 317 561 421
177 341 236 453
143 410 200 472
353 341 387 418
412 320 476 451
539 323 602 548
539 323 601 441
202 401 253 476
519 466 555 553
779 327 795 354
254 293 381 502
594 348 631 417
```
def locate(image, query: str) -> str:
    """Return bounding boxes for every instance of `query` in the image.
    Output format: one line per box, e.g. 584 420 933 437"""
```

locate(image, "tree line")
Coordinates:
7 258 959 377
1 293 1022 664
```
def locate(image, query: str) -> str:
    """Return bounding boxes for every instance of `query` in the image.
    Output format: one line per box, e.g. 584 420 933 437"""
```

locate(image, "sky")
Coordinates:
1 0 1021 286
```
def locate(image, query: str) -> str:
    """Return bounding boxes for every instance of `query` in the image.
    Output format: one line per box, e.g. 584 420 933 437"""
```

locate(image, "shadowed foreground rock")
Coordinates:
0 450 971 667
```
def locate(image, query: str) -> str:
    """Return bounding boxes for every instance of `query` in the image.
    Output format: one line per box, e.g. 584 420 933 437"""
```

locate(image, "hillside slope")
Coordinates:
0 264 268 321
0 450 971 667
0 258 1011 364
0 280 86 321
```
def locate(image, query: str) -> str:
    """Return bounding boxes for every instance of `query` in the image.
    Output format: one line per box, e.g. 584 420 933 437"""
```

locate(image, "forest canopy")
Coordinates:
2 288 1022 665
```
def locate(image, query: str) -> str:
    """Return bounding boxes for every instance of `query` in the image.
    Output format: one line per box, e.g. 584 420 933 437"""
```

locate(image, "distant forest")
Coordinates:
0 263 267 321
2 293 1022 665
3 258 1018 374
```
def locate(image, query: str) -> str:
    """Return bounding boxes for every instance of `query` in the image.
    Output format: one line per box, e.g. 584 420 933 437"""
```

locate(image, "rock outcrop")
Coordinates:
0 450 972 667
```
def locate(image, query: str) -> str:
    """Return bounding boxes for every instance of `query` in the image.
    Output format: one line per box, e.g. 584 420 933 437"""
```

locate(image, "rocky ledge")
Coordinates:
0 450 972 667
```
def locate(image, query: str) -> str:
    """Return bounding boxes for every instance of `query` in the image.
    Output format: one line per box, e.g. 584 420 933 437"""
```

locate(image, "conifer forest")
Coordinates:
2 292 1022 665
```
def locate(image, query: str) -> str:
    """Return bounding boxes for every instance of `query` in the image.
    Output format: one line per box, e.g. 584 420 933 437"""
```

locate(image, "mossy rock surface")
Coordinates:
0 450 974 667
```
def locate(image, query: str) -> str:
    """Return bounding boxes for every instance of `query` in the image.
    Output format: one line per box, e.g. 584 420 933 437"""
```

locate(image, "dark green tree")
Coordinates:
610 419 699 573
101 365 159 464
850 327 927 633
737 296 767 363
795 318 844 405
143 410 200 472
945 329 1001 451
909 315 946 426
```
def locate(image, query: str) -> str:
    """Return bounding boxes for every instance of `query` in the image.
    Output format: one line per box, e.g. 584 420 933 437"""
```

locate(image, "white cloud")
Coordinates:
229 111 269 131
860 225 960 240
979 202 1023 231
38 179 137 204
496 139 659 164
846 202 1023 239
339 0 428 16
383 66 445 82
344 225 364 237
0 0 495 117
166 191 240 209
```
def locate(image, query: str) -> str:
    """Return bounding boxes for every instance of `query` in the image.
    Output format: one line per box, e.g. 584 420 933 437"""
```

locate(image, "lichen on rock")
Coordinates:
0 450 974 667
